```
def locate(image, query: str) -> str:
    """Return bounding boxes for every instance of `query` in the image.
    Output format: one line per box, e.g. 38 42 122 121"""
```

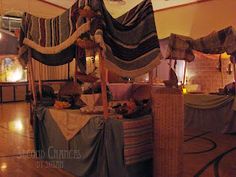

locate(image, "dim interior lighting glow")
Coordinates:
9 119 24 132
7 67 23 82
182 87 187 94
221 52 231 59
0 33 2 40
0 163 7 171
107 0 126 5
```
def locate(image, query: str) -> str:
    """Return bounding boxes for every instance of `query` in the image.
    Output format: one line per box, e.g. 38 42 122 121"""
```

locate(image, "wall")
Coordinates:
0 0 64 18
1 0 236 86
1 0 235 37
155 0 236 39
186 54 234 93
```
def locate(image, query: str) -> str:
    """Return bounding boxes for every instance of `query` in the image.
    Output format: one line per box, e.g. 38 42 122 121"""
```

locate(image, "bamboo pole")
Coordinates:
99 50 109 119
28 49 37 105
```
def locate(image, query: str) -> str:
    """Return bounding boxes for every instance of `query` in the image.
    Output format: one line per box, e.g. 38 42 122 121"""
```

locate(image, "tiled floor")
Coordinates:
1 102 236 177
0 102 75 177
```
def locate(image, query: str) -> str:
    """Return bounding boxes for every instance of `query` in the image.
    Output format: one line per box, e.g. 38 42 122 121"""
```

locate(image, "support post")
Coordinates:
74 58 78 84
233 63 236 93
99 50 109 119
38 63 43 101
183 61 187 85
219 54 224 88
149 70 154 85
28 49 37 105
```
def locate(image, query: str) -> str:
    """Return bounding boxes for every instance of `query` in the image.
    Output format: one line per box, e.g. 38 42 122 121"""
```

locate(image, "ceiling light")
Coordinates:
107 0 126 5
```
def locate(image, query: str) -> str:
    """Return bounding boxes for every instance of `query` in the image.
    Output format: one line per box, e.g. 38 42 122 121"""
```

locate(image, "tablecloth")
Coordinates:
184 94 236 133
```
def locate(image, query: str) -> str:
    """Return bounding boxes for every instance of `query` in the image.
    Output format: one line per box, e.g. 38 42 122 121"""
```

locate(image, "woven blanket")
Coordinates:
122 115 153 165
166 26 236 62
97 0 161 77
19 0 161 77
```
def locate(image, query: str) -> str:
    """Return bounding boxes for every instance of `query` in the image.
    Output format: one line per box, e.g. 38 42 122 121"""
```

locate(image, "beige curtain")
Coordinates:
32 59 76 81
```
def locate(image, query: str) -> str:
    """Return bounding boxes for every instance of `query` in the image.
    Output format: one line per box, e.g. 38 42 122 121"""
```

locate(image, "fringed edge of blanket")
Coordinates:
103 55 161 78
23 21 91 54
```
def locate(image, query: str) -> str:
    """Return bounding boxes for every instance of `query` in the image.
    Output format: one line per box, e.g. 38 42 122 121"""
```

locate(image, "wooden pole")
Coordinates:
27 65 31 92
219 54 224 88
99 50 109 119
28 49 37 105
169 59 173 70
74 58 78 84
38 63 43 101
149 70 153 85
183 61 187 85
105 69 109 83
233 63 236 93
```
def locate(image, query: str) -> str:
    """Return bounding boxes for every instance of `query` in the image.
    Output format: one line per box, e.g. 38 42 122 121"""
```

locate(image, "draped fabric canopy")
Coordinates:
165 26 236 62
19 0 161 77
0 29 18 55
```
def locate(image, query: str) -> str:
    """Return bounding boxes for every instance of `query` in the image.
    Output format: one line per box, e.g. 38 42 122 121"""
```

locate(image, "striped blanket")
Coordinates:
19 0 161 77
97 0 161 77
122 115 153 165
166 26 236 62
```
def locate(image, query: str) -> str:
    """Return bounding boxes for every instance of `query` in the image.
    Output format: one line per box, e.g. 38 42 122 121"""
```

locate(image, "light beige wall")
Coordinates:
1 0 235 38
0 0 64 18
155 0 236 39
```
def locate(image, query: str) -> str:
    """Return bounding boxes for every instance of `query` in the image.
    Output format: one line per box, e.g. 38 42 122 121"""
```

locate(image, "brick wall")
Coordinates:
186 55 234 93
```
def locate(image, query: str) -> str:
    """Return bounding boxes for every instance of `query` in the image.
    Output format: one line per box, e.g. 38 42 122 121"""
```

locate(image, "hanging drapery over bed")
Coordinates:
19 0 161 77
165 26 236 62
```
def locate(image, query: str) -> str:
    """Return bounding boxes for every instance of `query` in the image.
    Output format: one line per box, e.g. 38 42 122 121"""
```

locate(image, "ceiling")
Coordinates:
0 0 207 18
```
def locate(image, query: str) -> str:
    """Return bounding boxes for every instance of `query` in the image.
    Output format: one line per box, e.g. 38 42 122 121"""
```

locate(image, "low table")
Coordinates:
184 94 236 133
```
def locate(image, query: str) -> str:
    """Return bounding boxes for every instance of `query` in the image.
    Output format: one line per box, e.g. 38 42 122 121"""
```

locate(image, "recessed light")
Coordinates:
107 0 126 5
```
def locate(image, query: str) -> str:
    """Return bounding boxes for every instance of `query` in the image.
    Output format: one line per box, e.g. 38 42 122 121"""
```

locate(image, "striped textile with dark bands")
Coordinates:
166 26 236 62
19 0 161 77
122 115 153 165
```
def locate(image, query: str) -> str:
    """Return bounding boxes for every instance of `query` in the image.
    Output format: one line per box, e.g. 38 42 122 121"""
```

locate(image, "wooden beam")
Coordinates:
38 0 67 10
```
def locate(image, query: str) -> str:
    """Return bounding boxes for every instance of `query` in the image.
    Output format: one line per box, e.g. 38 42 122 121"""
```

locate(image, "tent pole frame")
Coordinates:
38 63 43 101
28 48 37 106
233 62 236 93
99 49 109 119
149 70 154 85
183 61 187 85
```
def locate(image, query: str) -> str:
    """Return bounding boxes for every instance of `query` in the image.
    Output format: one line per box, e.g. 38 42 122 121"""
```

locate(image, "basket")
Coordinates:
152 87 184 177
